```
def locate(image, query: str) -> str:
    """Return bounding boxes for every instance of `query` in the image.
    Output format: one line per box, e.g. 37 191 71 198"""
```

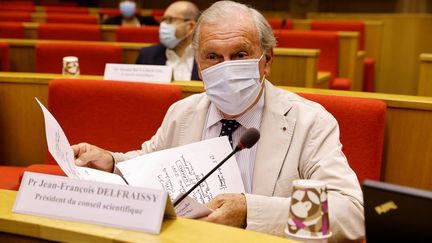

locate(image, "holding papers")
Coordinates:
35 98 245 219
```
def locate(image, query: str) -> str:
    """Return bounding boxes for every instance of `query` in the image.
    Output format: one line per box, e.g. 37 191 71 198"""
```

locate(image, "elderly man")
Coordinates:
135 1 200 81
73 1 364 241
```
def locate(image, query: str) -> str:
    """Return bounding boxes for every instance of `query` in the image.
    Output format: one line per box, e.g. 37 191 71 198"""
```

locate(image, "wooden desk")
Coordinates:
0 189 293 242
1 38 328 88
418 53 432 96
1 72 432 190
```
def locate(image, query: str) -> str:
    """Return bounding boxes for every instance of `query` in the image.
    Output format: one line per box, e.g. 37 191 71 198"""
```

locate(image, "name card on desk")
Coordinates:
104 63 172 83
13 172 176 234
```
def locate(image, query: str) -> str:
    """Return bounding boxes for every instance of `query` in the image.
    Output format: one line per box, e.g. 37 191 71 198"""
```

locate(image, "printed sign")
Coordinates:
104 63 172 83
13 172 175 234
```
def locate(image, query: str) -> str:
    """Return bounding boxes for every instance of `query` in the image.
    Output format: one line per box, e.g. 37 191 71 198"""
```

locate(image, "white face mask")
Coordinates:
159 22 186 49
201 55 265 116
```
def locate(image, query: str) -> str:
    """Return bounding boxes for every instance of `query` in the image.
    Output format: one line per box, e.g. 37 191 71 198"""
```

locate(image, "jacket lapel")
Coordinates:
252 82 296 196
177 94 210 146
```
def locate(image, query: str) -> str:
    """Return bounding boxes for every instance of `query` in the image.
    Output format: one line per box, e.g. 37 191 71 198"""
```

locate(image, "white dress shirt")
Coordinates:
202 92 264 193
165 45 194 81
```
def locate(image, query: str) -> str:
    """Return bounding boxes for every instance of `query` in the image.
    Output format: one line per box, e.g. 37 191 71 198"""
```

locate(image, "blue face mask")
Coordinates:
119 1 136 18
159 22 184 49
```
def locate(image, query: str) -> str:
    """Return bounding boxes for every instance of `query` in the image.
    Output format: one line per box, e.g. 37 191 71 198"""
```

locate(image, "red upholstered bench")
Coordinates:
0 79 182 190
45 13 98 25
299 93 386 182
116 26 160 43
274 30 351 90
310 20 376 92
37 23 102 41
35 42 122 75
0 22 25 39
0 12 31 22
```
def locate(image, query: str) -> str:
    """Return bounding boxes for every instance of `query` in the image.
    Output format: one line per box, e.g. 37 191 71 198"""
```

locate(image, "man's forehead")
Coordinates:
164 3 186 16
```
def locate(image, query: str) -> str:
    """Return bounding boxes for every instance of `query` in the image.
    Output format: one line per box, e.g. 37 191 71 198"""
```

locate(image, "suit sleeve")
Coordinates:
245 112 364 242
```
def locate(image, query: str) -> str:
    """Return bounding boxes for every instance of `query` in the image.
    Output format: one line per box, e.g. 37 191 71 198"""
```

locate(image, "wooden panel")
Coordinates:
418 53 432 96
307 13 432 95
338 31 362 91
269 48 326 88
1 73 432 190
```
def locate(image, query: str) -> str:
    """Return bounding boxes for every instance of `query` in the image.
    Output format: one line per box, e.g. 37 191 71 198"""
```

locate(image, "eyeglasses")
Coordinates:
160 16 190 24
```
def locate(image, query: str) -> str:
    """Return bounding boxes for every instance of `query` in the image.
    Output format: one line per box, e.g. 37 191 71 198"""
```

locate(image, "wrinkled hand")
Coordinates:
71 142 114 172
199 193 247 228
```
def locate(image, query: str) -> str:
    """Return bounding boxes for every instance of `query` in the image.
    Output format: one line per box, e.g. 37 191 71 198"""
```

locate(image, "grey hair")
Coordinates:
192 1 277 52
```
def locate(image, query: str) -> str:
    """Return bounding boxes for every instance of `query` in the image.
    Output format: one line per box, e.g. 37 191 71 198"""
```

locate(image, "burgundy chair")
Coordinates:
0 12 31 22
35 42 122 75
274 30 351 90
299 93 386 182
45 13 98 25
267 18 293 30
37 23 101 41
0 1 34 12
0 42 10 71
44 6 89 14
0 79 182 190
0 22 25 39
310 20 375 92
116 26 159 43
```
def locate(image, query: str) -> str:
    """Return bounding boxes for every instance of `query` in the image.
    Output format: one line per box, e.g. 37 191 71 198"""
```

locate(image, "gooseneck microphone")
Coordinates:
173 128 260 207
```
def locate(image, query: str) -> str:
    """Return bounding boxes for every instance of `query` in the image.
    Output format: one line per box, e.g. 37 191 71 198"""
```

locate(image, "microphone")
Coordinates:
173 128 260 207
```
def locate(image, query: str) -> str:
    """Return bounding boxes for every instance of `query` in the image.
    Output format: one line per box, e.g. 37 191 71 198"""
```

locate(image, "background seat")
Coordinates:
310 20 375 92
35 42 122 75
0 78 182 189
0 22 25 39
0 12 31 22
275 30 351 90
37 23 101 41
44 6 89 14
299 93 386 182
45 13 98 24
116 26 159 43
267 18 293 30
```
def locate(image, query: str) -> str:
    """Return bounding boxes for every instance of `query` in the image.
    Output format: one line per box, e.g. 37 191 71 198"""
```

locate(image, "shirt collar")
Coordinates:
165 44 194 61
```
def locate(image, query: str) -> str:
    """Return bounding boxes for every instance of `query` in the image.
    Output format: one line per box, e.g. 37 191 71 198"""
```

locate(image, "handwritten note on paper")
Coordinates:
174 195 213 219
36 98 126 185
116 136 245 204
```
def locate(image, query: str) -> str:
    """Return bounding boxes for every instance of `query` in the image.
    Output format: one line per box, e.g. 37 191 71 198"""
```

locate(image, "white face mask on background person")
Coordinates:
201 55 265 116
159 22 186 49
119 1 136 18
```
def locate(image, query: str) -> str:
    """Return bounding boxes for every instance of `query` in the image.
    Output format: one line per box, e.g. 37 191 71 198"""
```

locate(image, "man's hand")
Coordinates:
199 193 247 228
71 143 114 173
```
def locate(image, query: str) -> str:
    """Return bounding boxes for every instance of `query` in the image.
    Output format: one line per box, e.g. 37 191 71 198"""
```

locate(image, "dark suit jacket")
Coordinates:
135 44 200 81
103 15 159 26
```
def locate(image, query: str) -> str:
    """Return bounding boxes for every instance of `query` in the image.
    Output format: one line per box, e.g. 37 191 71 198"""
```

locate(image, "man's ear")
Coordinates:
187 21 196 33
264 48 273 77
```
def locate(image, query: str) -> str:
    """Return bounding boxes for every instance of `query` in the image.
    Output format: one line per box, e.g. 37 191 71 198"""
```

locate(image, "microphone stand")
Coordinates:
173 146 241 207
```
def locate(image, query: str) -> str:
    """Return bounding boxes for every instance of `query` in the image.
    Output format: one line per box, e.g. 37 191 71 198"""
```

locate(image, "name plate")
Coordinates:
13 172 175 234
104 63 172 83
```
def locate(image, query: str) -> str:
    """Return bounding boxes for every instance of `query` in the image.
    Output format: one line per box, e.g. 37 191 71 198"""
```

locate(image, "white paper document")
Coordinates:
116 136 245 204
36 98 126 185
36 98 245 219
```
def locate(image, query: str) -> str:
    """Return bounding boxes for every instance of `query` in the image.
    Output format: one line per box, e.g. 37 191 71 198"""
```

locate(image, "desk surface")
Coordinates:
0 189 294 243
